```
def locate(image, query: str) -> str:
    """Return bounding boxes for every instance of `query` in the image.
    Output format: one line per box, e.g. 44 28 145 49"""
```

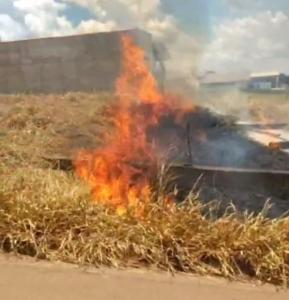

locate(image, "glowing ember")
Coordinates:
75 35 194 214
269 142 281 151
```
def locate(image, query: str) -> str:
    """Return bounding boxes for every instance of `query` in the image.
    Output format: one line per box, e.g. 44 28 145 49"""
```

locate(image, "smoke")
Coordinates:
62 0 200 79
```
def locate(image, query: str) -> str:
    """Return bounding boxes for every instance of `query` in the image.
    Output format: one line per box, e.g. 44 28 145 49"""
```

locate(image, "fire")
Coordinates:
268 142 281 151
75 35 193 214
249 103 282 149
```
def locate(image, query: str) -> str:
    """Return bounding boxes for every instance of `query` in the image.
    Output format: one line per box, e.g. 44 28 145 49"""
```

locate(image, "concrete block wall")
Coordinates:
0 29 155 94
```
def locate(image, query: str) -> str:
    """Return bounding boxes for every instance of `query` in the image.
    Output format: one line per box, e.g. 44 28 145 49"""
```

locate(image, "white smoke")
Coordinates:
63 0 199 79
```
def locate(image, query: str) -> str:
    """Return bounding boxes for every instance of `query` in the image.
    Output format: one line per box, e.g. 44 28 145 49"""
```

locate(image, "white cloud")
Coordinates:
76 19 117 33
13 0 74 37
0 14 26 41
63 0 162 25
201 11 289 73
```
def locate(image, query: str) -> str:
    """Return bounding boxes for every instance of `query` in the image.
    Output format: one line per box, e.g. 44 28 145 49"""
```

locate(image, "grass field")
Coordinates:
0 93 289 285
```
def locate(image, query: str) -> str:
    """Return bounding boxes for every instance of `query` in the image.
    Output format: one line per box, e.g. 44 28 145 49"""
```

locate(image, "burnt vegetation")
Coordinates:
0 93 289 285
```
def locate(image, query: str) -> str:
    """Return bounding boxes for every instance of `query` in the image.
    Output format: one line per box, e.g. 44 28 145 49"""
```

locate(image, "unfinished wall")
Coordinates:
0 29 154 94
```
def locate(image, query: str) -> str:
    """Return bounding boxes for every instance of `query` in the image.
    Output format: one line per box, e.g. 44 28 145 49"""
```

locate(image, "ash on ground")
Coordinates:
150 106 289 170
150 106 289 218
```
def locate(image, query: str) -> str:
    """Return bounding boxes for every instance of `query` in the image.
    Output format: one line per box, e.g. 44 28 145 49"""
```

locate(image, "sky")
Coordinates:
0 0 289 76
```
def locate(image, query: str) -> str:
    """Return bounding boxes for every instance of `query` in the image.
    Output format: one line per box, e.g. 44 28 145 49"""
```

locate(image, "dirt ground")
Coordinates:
0 255 288 300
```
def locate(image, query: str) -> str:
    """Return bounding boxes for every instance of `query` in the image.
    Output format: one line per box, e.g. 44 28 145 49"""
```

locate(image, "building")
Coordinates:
248 72 289 91
0 29 167 94
199 71 289 92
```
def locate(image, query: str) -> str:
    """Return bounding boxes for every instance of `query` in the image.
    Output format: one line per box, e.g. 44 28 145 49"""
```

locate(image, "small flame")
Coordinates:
268 142 281 151
75 35 194 214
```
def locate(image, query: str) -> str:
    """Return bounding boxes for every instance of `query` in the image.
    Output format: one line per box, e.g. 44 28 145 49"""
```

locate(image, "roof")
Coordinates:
200 72 249 85
250 71 283 78
0 28 150 45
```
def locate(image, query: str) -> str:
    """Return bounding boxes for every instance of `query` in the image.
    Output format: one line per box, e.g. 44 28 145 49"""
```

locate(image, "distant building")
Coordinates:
200 71 289 92
248 72 289 91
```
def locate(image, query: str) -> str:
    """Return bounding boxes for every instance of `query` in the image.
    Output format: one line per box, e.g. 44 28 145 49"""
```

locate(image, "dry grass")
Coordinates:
198 89 289 124
1 167 289 285
0 93 289 286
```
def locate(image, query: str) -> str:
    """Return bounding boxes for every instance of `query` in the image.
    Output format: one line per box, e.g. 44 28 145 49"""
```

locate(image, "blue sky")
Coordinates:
162 0 210 35
63 2 95 25
0 1 14 15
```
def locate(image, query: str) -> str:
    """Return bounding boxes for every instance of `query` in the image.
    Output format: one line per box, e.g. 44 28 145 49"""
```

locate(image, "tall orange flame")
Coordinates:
75 35 192 214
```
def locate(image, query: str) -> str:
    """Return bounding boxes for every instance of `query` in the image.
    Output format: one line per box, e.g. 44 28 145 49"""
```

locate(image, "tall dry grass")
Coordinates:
0 167 289 285
0 93 288 285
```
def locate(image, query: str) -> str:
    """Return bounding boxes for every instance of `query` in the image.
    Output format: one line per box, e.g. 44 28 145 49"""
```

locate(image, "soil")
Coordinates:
0 255 288 300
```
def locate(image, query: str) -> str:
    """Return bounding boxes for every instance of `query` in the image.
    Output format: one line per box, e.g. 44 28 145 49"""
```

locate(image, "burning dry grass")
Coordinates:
0 93 288 286
0 166 289 286
0 36 289 287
